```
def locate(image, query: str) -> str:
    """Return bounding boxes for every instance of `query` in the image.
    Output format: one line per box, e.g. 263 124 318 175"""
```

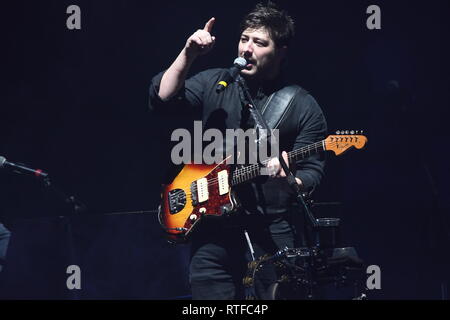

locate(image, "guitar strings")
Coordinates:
173 140 347 199
186 140 325 191
169 140 349 199
170 140 352 198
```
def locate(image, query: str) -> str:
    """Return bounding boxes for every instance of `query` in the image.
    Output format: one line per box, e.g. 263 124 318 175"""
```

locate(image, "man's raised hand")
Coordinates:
185 17 216 57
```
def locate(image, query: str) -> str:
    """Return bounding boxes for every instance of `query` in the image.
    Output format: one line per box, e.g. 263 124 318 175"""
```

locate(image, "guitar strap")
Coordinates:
256 85 307 130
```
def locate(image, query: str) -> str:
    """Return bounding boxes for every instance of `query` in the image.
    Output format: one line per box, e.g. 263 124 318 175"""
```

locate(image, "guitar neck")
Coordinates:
230 140 326 186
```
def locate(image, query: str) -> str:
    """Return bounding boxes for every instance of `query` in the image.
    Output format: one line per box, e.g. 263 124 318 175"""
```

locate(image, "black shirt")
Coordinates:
149 68 327 215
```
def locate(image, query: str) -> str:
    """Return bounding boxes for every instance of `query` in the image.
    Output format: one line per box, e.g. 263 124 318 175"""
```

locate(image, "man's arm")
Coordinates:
268 94 327 192
158 17 216 101
291 94 327 192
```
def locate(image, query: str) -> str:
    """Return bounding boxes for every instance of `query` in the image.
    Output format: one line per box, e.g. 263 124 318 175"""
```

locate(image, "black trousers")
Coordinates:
189 214 295 300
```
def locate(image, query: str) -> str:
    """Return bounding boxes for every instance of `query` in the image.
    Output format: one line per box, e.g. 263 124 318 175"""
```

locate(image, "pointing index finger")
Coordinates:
203 17 215 33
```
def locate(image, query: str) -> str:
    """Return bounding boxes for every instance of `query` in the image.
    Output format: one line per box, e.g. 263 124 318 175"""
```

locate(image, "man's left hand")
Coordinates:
266 151 303 185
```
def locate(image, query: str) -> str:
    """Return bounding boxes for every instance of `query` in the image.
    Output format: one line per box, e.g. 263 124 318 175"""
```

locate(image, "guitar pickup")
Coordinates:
196 178 209 203
217 170 229 195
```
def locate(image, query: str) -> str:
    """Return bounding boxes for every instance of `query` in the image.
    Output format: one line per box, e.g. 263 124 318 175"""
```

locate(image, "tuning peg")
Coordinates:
345 130 349 134
350 130 355 134
336 130 340 135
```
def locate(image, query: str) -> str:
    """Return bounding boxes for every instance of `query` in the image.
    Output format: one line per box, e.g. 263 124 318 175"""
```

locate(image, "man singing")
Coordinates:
149 2 327 299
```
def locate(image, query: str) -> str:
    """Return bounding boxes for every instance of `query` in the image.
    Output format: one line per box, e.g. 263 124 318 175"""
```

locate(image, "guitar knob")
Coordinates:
190 214 198 221
199 208 206 214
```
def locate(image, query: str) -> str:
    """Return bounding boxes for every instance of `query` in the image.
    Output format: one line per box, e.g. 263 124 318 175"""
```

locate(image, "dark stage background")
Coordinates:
0 0 449 299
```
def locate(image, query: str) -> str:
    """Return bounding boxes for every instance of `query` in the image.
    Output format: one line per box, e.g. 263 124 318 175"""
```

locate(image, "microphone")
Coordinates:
216 57 247 93
0 156 48 179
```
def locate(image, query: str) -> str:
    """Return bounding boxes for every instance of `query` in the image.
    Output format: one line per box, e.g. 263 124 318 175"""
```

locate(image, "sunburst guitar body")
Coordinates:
159 133 368 243
159 158 239 243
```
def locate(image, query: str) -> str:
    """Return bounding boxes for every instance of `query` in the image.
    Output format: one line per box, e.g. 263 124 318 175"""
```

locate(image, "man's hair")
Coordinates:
240 1 295 48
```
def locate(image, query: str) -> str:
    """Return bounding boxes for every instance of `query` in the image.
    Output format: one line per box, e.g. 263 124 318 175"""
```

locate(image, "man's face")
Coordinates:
238 27 286 81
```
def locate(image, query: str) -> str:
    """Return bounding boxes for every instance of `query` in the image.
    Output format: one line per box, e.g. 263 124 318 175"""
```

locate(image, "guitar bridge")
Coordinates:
168 188 186 214
190 182 198 206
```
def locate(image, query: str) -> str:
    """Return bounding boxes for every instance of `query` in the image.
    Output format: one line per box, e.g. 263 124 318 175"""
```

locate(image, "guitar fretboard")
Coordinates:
230 140 325 186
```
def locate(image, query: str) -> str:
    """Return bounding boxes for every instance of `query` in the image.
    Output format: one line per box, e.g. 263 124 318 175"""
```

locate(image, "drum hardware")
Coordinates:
352 293 367 300
244 245 365 300
312 218 341 248
243 217 366 300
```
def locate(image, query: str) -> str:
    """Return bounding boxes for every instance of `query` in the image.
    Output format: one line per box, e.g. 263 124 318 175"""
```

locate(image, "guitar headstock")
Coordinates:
325 130 368 156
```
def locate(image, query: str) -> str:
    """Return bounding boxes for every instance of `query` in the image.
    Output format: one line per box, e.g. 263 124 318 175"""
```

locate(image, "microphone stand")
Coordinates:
236 76 318 227
41 175 86 299
42 176 87 215
236 76 318 299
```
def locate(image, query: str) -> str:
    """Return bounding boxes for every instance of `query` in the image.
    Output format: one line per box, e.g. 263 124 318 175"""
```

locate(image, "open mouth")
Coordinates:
245 62 255 70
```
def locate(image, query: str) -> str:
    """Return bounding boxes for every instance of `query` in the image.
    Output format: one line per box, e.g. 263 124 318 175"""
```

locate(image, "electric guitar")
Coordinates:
158 133 368 243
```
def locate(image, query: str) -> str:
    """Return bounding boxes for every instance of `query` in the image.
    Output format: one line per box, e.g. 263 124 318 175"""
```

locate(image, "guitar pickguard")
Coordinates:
160 160 237 243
